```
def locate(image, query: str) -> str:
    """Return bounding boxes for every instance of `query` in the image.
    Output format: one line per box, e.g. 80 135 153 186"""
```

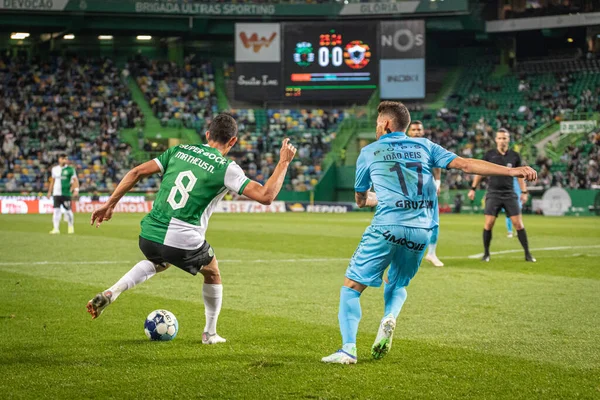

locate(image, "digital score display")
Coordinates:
283 22 378 101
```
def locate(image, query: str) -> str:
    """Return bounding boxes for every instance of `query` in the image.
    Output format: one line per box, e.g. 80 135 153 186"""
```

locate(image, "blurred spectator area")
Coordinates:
0 55 153 193
499 0 600 19
1 53 598 194
228 108 346 192
131 56 217 132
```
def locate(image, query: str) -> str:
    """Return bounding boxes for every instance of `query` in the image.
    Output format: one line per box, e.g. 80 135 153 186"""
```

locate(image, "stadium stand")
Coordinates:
0 54 346 194
0 55 149 193
227 108 344 192
131 57 218 132
1 51 598 194
407 57 600 190
536 130 600 189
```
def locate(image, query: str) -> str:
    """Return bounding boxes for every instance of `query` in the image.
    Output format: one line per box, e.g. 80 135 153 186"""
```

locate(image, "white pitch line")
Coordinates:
1 246 598 267
0 260 131 266
0 258 350 267
467 245 600 259
222 258 349 263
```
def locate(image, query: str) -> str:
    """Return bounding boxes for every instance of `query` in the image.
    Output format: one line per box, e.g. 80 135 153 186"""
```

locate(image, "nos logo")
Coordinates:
381 29 424 53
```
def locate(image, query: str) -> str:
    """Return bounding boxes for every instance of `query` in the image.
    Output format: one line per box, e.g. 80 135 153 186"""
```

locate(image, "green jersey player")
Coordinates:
48 153 79 235
86 114 297 344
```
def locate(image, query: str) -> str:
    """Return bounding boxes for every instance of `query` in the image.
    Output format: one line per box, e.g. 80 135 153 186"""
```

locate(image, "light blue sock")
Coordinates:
338 286 362 346
428 226 439 255
506 217 513 233
383 282 407 320
427 243 437 256
430 225 439 245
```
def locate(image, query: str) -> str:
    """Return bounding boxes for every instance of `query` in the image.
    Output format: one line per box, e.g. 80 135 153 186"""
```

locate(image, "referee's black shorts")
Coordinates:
484 192 521 218
138 236 214 276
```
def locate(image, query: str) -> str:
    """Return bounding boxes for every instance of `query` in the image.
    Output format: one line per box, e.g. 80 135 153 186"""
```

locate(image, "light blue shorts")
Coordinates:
345 225 432 288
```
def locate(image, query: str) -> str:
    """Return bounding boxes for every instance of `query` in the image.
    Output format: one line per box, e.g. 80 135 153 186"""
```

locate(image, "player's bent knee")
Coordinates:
201 271 221 284
343 277 367 293
200 265 220 277
200 257 221 282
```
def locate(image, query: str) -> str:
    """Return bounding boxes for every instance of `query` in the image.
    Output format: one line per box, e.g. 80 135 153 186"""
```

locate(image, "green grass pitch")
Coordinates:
1 212 599 399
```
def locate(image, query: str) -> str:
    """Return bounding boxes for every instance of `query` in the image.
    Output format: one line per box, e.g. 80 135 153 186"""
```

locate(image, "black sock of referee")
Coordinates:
483 229 492 256
517 229 530 255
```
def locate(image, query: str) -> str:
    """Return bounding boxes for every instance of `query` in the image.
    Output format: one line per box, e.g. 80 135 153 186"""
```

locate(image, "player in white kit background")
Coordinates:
48 153 79 234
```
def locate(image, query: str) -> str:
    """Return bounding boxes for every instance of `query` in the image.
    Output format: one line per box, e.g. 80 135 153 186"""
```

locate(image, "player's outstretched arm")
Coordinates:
242 138 297 205
448 157 537 181
355 190 378 208
91 160 160 227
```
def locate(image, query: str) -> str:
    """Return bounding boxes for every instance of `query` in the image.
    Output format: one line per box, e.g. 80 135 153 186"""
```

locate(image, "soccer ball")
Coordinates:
144 310 178 341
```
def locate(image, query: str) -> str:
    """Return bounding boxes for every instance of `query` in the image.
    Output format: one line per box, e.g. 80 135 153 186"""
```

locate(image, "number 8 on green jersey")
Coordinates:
140 144 250 250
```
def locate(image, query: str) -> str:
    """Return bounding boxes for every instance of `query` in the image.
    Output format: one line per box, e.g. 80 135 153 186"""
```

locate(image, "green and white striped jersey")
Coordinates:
52 165 77 196
140 144 250 250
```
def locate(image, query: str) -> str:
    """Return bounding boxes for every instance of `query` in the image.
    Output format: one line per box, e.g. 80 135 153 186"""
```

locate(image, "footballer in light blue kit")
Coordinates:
505 178 522 238
322 101 538 364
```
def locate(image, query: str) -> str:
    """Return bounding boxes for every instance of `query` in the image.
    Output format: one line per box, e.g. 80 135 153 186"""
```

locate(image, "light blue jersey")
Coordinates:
513 177 521 196
355 131 458 229
346 131 457 288
334 130 460 358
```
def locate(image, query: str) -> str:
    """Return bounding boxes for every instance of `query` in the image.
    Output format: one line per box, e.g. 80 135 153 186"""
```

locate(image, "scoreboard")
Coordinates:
282 22 378 101
235 21 424 103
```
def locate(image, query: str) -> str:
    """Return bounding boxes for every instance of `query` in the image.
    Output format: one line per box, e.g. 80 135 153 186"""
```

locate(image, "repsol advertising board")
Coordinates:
286 202 354 213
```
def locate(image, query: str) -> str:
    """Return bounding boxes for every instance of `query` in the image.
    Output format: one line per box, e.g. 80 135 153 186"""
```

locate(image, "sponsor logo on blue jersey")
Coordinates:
382 230 426 251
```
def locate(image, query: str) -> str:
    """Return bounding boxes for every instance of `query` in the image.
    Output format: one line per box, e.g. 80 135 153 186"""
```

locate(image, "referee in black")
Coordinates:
468 128 536 262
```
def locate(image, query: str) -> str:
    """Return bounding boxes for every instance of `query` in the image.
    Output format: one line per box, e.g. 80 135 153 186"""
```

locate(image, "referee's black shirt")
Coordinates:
482 149 521 194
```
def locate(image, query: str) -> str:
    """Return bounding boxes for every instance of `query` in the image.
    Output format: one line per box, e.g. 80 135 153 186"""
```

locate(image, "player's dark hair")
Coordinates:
58 153 68 159
496 128 510 136
208 113 238 144
377 101 411 133
410 120 423 126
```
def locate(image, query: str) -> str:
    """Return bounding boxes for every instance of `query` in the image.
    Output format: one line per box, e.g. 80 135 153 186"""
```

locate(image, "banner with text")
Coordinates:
380 59 425 99
0 0 468 16
234 63 282 102
560 120 597 134
0 200 154 214
379 20 426 100
285 202 354 213
1 0 70 11
214 201 286 213
339 0 467 16
0 200 286 214
235 23 282 102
